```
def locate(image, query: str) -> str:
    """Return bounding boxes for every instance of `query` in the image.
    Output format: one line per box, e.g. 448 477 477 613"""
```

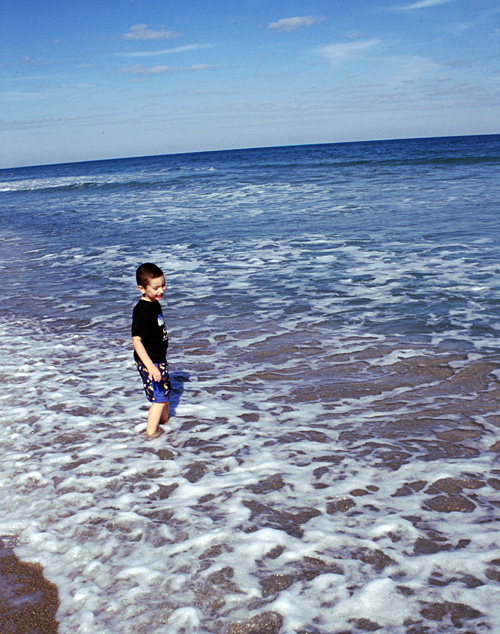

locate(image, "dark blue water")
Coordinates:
2 135 498 241
1 135 499 340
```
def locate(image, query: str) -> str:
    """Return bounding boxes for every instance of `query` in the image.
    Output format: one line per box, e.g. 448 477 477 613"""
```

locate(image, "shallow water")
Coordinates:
0 136 499 633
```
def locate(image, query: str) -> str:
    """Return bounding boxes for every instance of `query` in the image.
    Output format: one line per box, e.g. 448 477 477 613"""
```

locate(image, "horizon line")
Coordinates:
2 132 498 171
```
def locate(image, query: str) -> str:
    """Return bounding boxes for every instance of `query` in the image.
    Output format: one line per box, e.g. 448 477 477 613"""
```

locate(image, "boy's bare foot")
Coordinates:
145 428 165 440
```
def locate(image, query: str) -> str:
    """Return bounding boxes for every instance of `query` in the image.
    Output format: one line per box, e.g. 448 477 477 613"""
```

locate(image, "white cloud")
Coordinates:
268 16 325 32
122 24 182 40
190 64 213 72
445 59 468 67
121 44 213 57
317 40 380 68
388 55 442 83
444 22 474 35
119 64 174 75
397 0 457 10
118 64 213 76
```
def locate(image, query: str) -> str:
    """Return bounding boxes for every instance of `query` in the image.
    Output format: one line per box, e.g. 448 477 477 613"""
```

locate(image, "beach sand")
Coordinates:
0 539 59 633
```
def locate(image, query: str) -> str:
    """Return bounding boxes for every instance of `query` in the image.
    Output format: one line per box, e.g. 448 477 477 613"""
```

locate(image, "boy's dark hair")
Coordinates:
136 262 164 287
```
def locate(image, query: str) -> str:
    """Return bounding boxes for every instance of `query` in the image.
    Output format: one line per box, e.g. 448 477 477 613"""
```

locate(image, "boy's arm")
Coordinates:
132 336 162 382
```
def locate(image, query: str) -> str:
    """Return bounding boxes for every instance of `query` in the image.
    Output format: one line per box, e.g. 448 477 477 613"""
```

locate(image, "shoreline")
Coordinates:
0 538 59 633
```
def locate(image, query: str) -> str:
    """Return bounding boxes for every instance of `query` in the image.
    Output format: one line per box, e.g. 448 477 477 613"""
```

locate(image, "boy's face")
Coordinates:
138 275 166 302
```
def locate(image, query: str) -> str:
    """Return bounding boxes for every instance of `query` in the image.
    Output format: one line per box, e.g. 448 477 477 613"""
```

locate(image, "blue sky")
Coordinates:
1 0 499 167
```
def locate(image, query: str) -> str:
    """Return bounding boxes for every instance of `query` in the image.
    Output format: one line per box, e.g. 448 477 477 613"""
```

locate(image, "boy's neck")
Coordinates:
140 296 157 303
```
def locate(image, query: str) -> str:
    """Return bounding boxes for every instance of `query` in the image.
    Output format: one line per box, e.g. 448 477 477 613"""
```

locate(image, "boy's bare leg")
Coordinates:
160 402 170 425
146 402 169 436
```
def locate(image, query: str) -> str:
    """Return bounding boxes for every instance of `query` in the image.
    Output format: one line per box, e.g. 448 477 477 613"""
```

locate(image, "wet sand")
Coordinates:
0 538 59 633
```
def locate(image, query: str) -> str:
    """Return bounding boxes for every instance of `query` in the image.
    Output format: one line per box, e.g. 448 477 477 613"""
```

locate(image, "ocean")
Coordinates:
0 135 499 633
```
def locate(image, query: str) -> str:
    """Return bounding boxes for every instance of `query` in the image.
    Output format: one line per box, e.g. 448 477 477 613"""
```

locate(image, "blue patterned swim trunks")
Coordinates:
136 360 172 403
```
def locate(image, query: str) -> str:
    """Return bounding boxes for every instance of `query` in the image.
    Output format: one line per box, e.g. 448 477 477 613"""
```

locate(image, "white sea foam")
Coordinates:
0 303 498 633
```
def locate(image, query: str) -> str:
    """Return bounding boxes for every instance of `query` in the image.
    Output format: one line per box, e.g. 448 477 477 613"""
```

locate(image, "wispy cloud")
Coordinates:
122 24 182 40
268 16 325 32
396 0 457 10
16 56 47 67
443 22 474 35
118 64 214 76
387 55 442 83
317 40 380 68
120 44 213 57
0 115 91 131
444 58 469 67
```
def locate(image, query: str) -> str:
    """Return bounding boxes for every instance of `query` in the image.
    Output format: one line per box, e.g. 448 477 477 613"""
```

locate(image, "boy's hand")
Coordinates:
148 365 162 382
132 337 162 382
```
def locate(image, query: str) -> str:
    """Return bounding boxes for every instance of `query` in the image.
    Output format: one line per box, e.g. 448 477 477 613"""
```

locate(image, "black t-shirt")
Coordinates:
132 299 169 363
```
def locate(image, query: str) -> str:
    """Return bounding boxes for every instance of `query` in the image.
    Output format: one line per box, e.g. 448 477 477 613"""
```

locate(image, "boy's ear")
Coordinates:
137 285 145 294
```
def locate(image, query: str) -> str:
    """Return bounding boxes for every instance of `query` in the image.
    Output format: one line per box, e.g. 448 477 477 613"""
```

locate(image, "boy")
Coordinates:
132 263 172 438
